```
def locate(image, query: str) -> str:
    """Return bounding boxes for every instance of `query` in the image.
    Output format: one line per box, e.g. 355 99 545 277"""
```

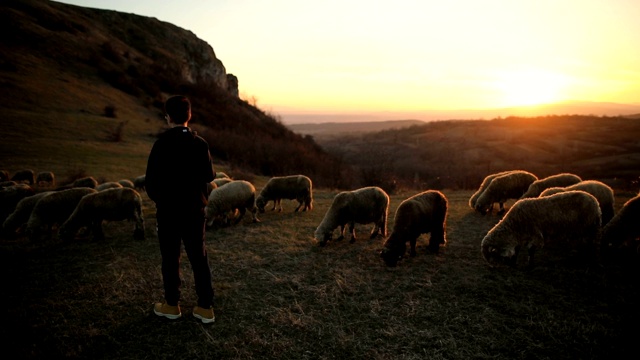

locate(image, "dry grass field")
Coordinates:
1 185 638 360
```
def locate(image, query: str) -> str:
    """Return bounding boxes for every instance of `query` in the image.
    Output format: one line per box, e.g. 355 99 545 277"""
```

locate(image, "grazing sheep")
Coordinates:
0 184 36 224
481 190 601 268
2 191 54 237
601 194 640 256
381 190 448 267
212 178 232 188
133 175 145 191
206 181 218 196
11 169 35 185
205 180 259 226
256 175 313 213
96 182 123 191
469 170 514 209
521 173 582 198
35 171 56 188
59 188 145 241
118 179 135 189
215 172 231 179
25 187 98 242
474 170 538 215
0 170 9 182
72 176 98 189
0 181 18 189
315 186 389 246
539 180 615 225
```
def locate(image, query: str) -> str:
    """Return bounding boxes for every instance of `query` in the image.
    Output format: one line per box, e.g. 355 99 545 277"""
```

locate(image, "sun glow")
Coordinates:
495 69 570 107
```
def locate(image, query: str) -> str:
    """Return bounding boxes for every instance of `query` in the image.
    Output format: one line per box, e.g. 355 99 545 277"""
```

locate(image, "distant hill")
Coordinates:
287 120 425 139
0 0 344 187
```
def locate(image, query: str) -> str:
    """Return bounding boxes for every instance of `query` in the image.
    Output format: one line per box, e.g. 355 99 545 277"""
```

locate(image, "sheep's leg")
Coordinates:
234 208 246 225
336 225 345 241
276 199 283 212
294 199 303 212
497 202 506 215
270 201 276 211
369 224 380 239
251 207 260 223
409 238 417 257
133 208 145 240
349 222 357 243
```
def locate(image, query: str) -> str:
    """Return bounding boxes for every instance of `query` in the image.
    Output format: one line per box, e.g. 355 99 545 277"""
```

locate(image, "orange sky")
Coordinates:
60 0 640 117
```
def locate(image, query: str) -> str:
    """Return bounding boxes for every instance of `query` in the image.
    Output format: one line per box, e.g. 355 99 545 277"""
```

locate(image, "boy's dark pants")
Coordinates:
156 207 214 309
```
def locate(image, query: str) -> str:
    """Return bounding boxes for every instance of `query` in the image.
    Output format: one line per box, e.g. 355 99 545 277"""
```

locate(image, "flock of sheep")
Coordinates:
1 168 638 269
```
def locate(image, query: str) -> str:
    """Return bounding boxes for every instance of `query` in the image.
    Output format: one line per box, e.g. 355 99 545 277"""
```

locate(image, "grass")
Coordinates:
1 189 638 359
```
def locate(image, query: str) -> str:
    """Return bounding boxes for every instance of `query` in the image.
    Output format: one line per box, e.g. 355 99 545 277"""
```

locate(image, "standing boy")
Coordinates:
145 95 216 324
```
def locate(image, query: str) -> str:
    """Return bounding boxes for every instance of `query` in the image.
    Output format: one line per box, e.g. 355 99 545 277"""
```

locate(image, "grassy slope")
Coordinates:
0 187 637 359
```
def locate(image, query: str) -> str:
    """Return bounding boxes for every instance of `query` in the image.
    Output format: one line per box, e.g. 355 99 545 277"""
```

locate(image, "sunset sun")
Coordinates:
495 69 570 107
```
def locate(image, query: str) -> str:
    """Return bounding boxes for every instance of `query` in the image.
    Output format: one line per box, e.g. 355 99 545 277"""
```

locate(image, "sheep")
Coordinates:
118 179 135 189
0 181 18 189
539 180 615 225
133 175 146 191
35 171 56 188
520 173 582 198
96 182 123 191
474 170 538 215
25 187 98 242
469 170 514 209
315 186 389 246
215 172 231 179
481 190 601 268
0 184 36 224
2 191 54 237
11 169 35 185
255 175 313 213
206 181 218 196
212 178 232 188
380 190 448 267
205 180 259 227
58 188 145 241
72 176 99 189
601 194 640 257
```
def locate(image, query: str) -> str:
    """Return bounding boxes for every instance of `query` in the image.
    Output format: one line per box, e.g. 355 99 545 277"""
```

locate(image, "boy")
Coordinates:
145 95 216 324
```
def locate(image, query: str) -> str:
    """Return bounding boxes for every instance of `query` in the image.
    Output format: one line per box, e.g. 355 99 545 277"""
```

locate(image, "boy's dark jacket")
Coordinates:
146 126 215 210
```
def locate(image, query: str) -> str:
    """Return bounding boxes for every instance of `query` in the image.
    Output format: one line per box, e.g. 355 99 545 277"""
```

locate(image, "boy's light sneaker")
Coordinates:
153 302 181 320
193 306 215 324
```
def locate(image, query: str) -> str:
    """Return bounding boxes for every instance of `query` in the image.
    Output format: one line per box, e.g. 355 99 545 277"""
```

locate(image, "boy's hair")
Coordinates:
164 95 191 124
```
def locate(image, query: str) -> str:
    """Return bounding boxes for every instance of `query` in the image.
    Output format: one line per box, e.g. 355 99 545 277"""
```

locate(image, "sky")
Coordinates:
58 0 640 119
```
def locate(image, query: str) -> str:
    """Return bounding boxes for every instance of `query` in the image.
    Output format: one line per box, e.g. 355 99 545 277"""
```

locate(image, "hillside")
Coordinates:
313 115 640 191
0 0 343 187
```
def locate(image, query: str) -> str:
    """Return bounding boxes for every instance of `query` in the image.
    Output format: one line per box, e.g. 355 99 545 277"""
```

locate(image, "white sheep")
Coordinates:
520 173 582 198
58 187 145 241
481 190 601 268
35 171 55 188
205 180 259 227
212 178 232 188
539 180 615 225
133 175 146 191
72 176 99 189
11 169 35 185
601 194 640 256
118 179 135 189
314 186 389 246
0 184 36 225
2 191 54 237
255 175 313 212
380 190 448 267
474 170 538 215
96 182 124 191
25 187 98 242
469 170 514 209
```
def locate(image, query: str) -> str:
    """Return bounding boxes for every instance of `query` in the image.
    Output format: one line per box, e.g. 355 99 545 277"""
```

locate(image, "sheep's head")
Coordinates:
255 196 267 213
314 230 332 247
481 242 518 267
380 237 406 267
